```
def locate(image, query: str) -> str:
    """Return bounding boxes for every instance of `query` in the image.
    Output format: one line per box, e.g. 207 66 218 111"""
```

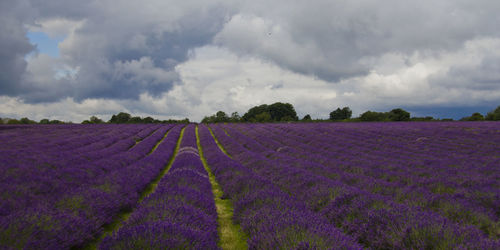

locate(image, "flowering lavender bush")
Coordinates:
1 122 498 249
212 122 500 249
199 124 361 249
0 124 178 248
101 124 219 249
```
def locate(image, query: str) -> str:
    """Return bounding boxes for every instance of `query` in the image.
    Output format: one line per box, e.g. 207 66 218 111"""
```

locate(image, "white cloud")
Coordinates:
1 0 500 120
175 46 340 120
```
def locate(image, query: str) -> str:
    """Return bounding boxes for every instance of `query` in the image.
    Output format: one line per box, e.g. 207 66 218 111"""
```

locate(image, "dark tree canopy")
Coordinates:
461 112 485 121
7 119 21 124
485 105 500 121
82 116 105 124
388 108 410 121
359 108 411 122
143 116 155 123
39 119 50 124
107 112 188 124
128 116 143 123
109 112 132 123
216 111 230 122
254 112 272 122
360 111 388 121
20 117 36 124
242 102 298 122
202 111 232 123
302 114 312 121
242 104 269 122
329 107 352 120
230 112 241 122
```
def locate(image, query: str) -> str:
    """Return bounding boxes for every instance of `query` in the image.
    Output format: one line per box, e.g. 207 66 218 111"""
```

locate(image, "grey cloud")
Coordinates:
430 54 500 96
67 10 227 101
0 1 35 96
2 0 234 103
450 56 500 90
216 0 500 82
1 0 500 119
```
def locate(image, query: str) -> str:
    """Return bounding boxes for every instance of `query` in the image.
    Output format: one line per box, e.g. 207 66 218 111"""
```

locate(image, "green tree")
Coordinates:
109 112 132 123
201 115 213 123
49 120 63 124
242 102 298 122
254 112 272 122
230 112 241 122
39 119 50 124
485 106 500 121
242 104 269 122
20 117 36 124
268 102 298 121
410 116 435 121
461 112 484 121
128 116 143 123
216 111 230 122
7 119 21 124
143 117 155 123
330 107 352 120
83 116 104 124
360 111 388 121
90 116 104 124
388 108 410 121
302 114 312 121
202 111 233 123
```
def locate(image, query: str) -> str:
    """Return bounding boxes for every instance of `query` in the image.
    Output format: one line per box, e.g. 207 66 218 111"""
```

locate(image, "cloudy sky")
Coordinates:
1 0 500 122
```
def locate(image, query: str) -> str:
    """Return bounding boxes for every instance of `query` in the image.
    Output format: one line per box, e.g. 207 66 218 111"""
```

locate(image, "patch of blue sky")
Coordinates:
27 31 64 58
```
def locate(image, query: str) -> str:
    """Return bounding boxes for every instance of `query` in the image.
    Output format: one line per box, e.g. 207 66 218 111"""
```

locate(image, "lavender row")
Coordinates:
101 124 219 249
198 124 361 249
0 125 139 215
0 125 151 176
0 125 181 249
240 122 500 237
0 124 139 154
0 125 170 216
212 124 498 248
228 123 500 240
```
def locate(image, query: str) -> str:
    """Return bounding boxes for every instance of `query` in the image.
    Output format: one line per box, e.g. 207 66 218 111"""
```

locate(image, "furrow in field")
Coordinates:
100 124 219 249
147 127 171 155
0 125 154 216
200 124 361 249
0 125 181 249
211 123 498 249
127 125 162 151
196 125 248 250
242 123 499 238
84 125 185 249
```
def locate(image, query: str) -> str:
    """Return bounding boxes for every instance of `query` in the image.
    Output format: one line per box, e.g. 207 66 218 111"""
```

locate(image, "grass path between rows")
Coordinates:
82 125 185 250
128 126 161 151
196 125 248 250
208 126 232 157
146 126 171 155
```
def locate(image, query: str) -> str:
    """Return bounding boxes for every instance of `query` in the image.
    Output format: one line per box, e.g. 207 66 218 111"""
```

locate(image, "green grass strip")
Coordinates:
138 125 185 202
147 126 172 155
208 126 232 157
82 125 185 250
128 126 161 151
196 125 248 250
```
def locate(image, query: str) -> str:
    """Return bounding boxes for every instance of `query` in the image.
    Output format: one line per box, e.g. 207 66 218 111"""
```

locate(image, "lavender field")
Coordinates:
1 122 499 249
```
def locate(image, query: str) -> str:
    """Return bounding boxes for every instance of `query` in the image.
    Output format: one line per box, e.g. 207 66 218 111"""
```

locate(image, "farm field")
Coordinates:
0 122 499 249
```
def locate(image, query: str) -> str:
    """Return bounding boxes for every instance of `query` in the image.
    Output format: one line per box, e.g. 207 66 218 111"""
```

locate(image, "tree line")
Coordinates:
0 112 189 125
1 104 499 125
202 103 500 123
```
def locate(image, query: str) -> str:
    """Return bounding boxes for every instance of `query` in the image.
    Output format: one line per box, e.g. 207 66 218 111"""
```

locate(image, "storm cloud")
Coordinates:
1 0 499 121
